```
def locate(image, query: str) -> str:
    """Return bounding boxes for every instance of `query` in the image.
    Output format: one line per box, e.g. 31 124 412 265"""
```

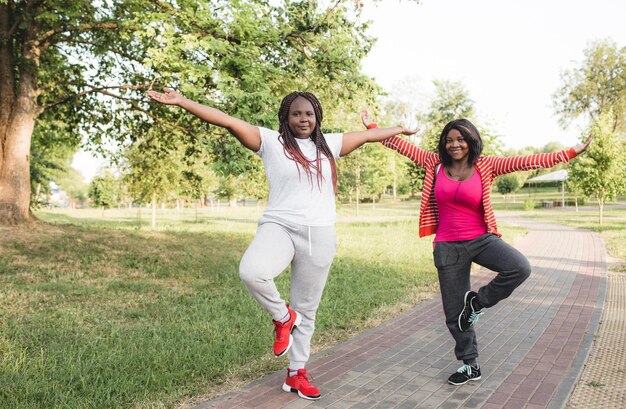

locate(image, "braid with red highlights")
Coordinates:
277 91 338 192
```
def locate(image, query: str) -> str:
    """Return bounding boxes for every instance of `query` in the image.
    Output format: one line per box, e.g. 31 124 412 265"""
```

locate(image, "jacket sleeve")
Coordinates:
381 136 438 168
490 148 577 176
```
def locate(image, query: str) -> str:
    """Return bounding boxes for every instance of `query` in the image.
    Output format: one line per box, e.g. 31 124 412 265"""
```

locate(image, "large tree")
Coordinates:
553 39 626 133
0 0 379 225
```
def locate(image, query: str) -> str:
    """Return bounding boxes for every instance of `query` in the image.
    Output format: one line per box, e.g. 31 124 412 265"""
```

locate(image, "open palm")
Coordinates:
146 87 183 105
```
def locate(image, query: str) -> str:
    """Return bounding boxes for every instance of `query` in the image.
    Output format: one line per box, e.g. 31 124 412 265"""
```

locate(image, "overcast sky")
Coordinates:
359 0 626 149
72 0 626 181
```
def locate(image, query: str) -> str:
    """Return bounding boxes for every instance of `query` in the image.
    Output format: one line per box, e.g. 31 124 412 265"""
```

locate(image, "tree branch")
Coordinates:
41 84 153 112
38 21 126 48
51 38 144 63
41 84 193 137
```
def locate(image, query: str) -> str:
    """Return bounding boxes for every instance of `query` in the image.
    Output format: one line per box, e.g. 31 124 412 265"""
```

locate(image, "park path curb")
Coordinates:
195 217 607 409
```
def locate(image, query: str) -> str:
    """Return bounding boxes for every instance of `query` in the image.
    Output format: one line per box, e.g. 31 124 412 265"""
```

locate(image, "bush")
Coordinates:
524 199 536 211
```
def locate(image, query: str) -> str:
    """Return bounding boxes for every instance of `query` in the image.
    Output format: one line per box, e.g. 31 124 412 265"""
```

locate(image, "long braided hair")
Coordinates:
277 91 338 192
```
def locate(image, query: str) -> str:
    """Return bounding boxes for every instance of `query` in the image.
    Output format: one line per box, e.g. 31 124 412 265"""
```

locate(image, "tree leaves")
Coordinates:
553 39 626 132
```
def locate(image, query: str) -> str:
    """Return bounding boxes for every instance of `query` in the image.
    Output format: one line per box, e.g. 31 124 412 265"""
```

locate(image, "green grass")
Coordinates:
0 203 528 408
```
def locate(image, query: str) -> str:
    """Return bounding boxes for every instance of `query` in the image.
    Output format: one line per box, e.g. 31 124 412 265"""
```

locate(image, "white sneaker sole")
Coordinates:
282 383 321 400
448 375 481 386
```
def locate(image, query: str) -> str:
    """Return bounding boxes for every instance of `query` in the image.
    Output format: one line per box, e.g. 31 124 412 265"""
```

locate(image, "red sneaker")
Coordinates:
282 368 321 400
272 304 301 357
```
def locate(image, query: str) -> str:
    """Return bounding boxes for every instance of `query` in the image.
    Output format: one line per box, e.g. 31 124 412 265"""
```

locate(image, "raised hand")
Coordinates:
361 109 419 135
573 134 593 154
361 109 374 127
146 87 184 105
399 126 420 136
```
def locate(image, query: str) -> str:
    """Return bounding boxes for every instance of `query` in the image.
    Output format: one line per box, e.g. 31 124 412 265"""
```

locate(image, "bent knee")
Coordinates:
519 259 531 281
239 258 258 284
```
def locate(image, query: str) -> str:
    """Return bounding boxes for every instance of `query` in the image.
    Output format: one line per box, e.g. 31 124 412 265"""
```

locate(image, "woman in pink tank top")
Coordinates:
364 114 591 386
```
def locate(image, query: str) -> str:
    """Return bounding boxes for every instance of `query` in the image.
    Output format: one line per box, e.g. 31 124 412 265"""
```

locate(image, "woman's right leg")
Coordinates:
239 222 295 321
433 241 478 362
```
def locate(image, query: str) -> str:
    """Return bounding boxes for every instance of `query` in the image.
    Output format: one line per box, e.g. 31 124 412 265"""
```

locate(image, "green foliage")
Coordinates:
360 144 394 200
420 80 476 151
541 141 566 153
179 150 220 202
554 39 626 132
567 111 626 220
496 174 521 195
215 175 241 202
141 0 380 181
122 127 184 204
55 168 89 204
418 80 502 156
523 198 537 211
377 79 424 198
479 125 504 156
238 161 269 201
29 105 82 206
406 162 426 197
5 0 383 214
89 172 120 209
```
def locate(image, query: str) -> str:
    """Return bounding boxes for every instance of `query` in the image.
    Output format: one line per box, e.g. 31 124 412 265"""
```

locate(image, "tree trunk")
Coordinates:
0 101 37 224
151 192 157 229
597 197 604 225
0 8 41 225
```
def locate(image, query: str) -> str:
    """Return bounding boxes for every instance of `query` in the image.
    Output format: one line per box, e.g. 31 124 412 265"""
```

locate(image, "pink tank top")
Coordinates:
434 165 487 242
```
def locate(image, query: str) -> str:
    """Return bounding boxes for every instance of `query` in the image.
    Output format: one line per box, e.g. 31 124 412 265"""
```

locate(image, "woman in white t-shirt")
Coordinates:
147 88 416 400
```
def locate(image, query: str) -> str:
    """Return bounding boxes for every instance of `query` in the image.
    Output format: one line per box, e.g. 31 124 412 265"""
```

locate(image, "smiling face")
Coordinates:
288 96 317 139
445 129 470 163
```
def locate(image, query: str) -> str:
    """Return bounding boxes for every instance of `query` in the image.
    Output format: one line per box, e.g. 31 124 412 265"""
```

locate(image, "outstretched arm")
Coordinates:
146 87 261 151
340 125 418 156
358 110 437 167
492 134 593 175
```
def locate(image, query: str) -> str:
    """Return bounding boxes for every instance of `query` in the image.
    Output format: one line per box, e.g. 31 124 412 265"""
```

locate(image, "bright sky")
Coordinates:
360 0 626 149
72 0 626 181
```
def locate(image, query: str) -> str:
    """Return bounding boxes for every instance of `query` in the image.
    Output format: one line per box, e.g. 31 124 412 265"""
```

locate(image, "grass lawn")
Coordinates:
1 202 529 408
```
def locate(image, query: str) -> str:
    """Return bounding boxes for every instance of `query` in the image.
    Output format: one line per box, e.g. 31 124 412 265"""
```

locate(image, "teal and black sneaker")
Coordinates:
458 290 484 332
448 363 482 385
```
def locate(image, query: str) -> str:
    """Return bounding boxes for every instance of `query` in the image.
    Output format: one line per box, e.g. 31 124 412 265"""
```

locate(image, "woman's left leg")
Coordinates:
469 234 531 309
281 225 336 400
288 225 337 370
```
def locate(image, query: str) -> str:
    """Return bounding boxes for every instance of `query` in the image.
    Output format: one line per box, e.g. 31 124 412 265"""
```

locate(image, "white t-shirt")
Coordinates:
255 127 343 226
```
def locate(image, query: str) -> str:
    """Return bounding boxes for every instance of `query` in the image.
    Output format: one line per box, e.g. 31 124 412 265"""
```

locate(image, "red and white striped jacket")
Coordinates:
382 136 578 237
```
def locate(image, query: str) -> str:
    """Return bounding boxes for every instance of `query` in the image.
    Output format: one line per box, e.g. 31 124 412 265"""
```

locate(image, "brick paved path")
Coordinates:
197 218 606 409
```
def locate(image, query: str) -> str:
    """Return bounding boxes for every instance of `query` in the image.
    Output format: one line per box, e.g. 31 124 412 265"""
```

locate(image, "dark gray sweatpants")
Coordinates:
433 233 531 362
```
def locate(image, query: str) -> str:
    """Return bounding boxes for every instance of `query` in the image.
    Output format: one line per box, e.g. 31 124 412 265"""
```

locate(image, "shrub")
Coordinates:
524 199 536 211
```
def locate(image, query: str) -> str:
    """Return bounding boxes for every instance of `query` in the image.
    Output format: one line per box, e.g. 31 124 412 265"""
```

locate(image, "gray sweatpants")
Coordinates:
239 216 337 370
433 233 531 362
